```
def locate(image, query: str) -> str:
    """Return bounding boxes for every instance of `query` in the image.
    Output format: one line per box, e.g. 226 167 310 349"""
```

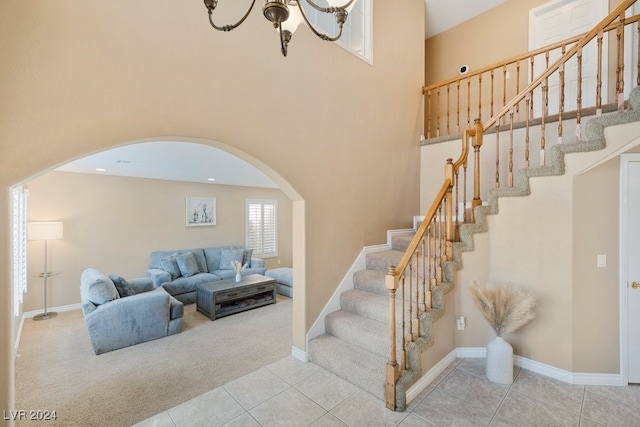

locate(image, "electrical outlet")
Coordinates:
456 316 466 330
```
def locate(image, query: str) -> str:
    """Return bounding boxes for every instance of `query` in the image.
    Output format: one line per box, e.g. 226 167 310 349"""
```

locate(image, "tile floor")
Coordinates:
133 357 640 427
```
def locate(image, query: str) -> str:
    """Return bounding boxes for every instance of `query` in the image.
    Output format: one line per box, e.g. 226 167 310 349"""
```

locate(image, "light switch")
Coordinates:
597 254 606 268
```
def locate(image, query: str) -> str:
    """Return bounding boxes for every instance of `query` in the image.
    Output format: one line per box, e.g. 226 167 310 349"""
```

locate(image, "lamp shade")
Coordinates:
28 222 64 241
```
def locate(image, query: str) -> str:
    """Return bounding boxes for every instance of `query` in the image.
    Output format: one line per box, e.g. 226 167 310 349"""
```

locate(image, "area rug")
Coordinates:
15 296 292 426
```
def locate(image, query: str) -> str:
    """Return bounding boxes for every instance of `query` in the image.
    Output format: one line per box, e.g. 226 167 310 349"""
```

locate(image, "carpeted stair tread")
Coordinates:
341 289 419 324
308 334 387 402
353 269 387 295
340 289 389 323
391 233 414 252
325 310 390 357
365 249 405 272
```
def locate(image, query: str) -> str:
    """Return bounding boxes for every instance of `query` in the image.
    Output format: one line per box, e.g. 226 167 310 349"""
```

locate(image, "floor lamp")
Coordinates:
28 221 63 321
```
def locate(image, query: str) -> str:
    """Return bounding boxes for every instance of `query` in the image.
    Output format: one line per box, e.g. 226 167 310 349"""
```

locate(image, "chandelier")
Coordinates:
203 0 356 57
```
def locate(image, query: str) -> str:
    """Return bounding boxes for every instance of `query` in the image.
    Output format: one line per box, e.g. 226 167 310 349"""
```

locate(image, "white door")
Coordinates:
622 154 640 383
529 0 608 117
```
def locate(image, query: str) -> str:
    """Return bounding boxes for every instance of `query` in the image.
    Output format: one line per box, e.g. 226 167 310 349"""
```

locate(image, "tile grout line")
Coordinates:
578 385 587 426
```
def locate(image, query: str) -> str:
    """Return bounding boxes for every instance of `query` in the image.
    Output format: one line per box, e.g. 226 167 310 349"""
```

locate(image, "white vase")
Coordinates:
486 336 513 384
235 273 241 283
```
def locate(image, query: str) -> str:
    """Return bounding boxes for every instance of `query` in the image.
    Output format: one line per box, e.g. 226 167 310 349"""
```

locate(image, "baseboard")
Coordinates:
13 314 26 358
291 346 309 363
405 349 458 404
513 355 626 386
405 346 626 405
23 303 82 318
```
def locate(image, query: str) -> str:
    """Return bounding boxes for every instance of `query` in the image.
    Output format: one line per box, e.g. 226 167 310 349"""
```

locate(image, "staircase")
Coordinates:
310 0 640 413
308 236 411 403
309 231 455 410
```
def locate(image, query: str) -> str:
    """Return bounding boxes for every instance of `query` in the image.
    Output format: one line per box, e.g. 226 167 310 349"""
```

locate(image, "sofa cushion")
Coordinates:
150 248 208 273
220 248 244 270
109 274 137 298
160 254 181 279
80 268 119 306
161 272 220 296
176 252 200 277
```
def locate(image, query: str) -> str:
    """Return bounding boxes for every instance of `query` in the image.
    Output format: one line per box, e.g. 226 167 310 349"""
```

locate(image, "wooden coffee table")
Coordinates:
196 274 276 320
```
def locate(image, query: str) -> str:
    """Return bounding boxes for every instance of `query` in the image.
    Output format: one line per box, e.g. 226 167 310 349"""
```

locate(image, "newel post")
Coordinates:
385 266 399 411
471 118 484 222
444 159 454 261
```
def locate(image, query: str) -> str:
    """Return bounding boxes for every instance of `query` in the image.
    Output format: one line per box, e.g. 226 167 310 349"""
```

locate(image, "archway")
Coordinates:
8 137 308 417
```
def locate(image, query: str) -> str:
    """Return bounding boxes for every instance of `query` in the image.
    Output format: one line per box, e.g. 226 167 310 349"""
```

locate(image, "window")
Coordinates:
246 199 278 258
12 186 28 317
301 0 373 63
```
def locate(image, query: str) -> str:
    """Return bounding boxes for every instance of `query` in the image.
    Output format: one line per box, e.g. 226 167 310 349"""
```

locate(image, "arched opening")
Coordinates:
9 137 307 422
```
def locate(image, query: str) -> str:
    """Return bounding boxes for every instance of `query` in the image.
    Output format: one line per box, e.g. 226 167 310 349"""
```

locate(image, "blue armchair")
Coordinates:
80 268 183 355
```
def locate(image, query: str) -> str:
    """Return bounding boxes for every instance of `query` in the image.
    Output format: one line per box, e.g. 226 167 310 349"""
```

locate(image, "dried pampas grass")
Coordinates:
468 279 536 337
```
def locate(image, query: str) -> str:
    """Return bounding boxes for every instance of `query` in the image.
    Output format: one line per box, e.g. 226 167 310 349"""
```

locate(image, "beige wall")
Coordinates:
424 1 626 85
573 156 620 373
23 171 292 312
0 0 425 418
424 0 551 85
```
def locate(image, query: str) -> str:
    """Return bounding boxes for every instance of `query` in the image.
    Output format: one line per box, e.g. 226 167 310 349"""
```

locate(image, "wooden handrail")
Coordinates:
422 15 640 93
485 0 636 132
423 5 640 139
387 0 639 411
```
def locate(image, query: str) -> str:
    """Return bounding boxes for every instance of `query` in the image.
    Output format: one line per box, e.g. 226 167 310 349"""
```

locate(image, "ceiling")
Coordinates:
425 0 508 38
56 141 278 189
56 1 509 188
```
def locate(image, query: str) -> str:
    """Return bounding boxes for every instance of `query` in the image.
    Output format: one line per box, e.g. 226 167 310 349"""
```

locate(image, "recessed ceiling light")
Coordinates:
95 168 107 172
207 178 216 182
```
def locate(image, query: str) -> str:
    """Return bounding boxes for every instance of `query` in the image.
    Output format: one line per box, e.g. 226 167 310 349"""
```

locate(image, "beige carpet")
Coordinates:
15 295 292 427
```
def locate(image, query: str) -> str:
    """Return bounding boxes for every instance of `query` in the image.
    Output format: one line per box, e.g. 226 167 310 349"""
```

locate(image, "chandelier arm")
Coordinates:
279 23 288 57
301 0 356 13
206 0 257 32
295 2 345 42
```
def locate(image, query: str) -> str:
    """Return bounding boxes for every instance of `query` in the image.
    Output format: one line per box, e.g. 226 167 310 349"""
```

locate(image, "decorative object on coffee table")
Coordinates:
232 260 247 283
468 279 536 384
196 274 276 320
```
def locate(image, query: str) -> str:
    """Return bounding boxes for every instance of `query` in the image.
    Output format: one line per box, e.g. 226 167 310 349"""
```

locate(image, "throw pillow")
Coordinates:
109 274 137 298
80 268 119 306
242 249 253 268
220 248 244 270
176 252 200 277
160 254 181 279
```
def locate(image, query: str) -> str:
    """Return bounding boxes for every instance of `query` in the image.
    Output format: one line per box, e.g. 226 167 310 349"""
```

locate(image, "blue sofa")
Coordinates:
145 246 266 304
80 268 184 355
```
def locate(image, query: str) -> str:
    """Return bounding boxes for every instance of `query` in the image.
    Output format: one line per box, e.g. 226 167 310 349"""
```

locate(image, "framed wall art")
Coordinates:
186 196 216 227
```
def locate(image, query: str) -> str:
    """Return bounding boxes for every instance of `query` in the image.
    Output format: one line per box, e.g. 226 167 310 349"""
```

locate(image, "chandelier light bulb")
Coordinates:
281 2 303 34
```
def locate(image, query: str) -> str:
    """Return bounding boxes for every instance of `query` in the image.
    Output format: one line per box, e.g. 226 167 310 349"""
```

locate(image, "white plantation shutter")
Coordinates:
12 186 28 317
246 200 278 258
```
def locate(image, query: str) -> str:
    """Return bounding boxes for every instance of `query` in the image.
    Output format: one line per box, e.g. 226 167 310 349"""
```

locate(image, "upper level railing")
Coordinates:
385 0 639 411
423 2 640 142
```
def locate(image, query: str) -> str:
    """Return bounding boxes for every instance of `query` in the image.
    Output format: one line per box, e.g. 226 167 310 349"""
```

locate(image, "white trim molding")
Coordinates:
291 346 309 363
405 347 626 407
23 303 82 319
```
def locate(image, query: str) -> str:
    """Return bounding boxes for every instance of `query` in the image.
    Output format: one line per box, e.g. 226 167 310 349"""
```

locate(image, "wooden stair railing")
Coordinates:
386 0 639 411
423 3 640 141
385 119 483 410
